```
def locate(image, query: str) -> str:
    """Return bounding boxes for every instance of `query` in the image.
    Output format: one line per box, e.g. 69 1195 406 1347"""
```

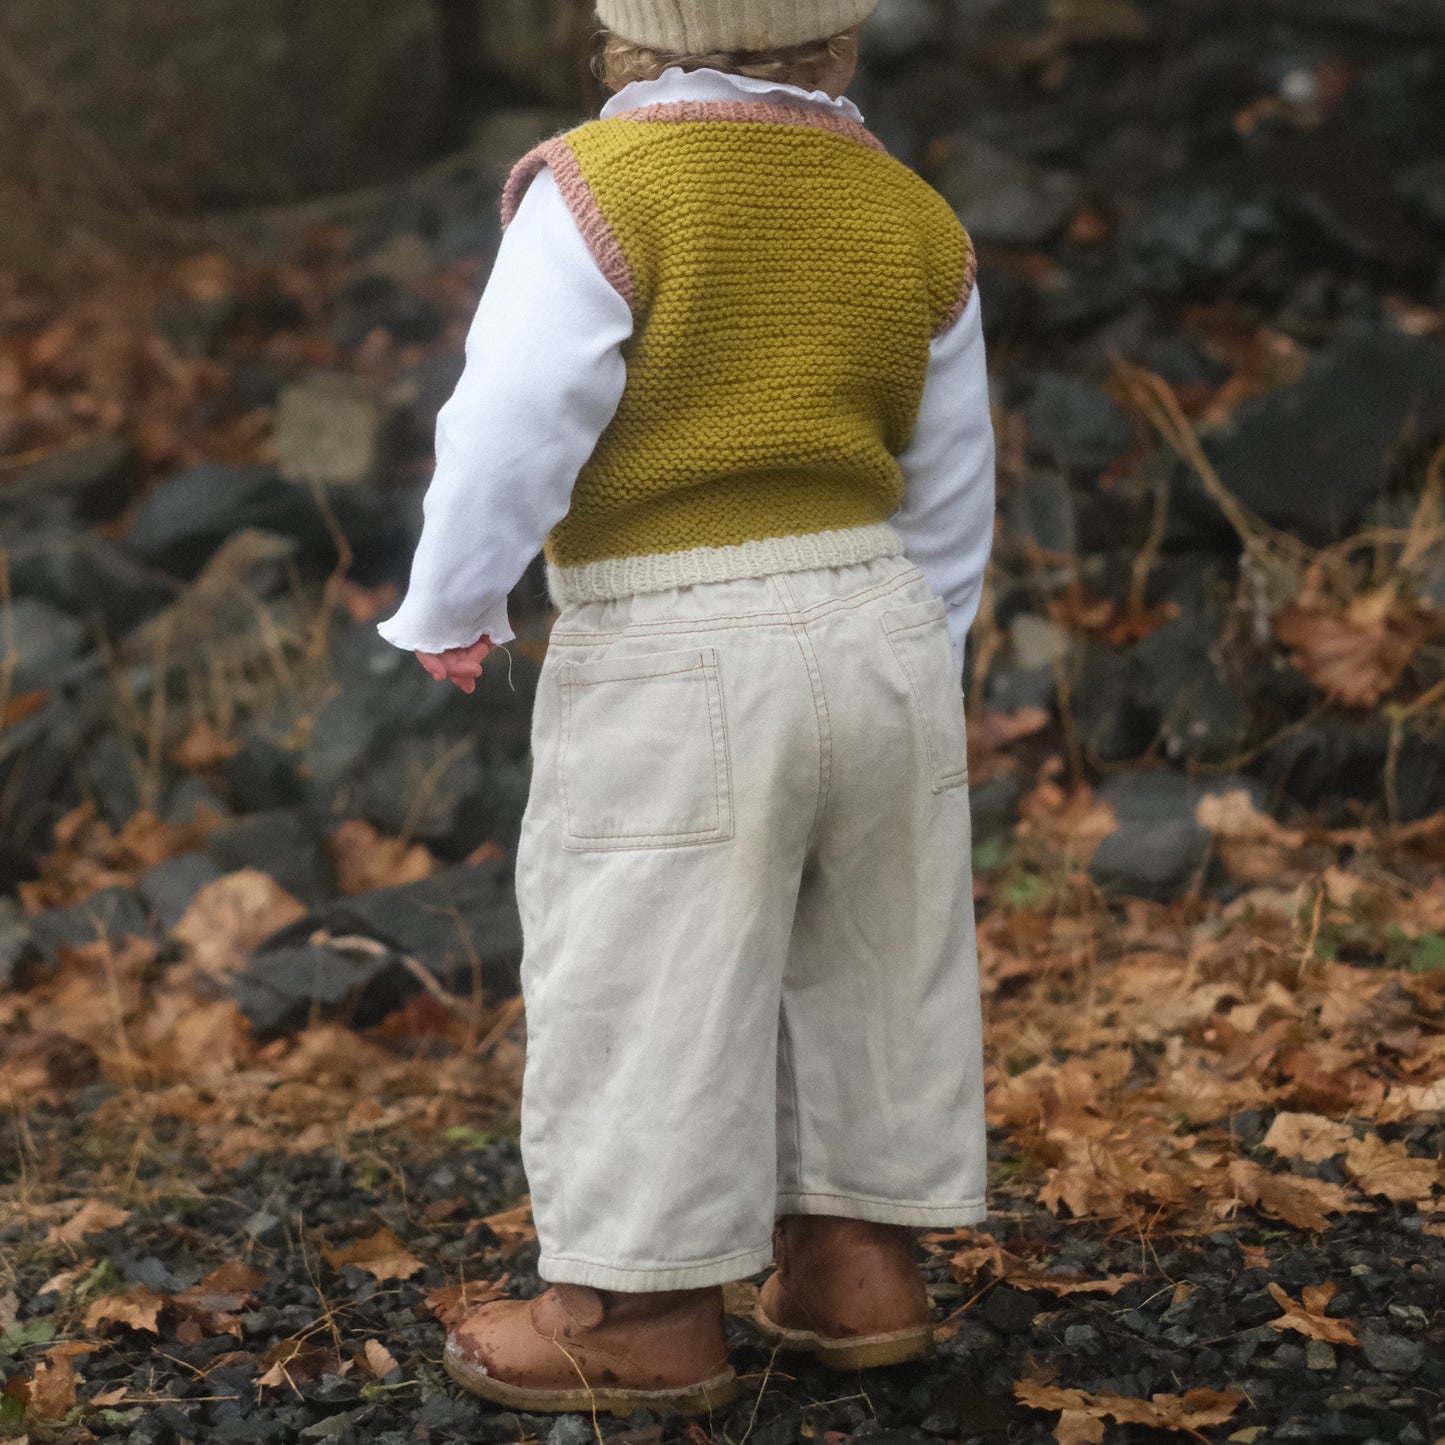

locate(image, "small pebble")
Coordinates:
1305 1339 1336 1371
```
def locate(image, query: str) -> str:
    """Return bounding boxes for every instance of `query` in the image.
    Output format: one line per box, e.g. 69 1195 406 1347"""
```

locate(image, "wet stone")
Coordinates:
0 597 87 694
1307 1339 1338 1371
140 852 224 931
27 886 152 963
1360 1329 1424 1376
546 1417 596 1445
983 1286 1038 1334
126 462 327 577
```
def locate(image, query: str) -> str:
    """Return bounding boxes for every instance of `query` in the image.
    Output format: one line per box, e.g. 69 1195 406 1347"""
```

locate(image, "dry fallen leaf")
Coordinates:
323 1228 424 1283
1273 585 1433 708
1344 1133 1441 1203
1261 1112 1354 1164
43 1199 131 1248
1226 1159 1362 1232
257 1337 347 1391
328 819 436 896
481 1201 537 1259
422 1276 510 1330
84 1286 165 1335
1195 791 1308 883
171 869 307 976
360 1339 401 1379
1015 1380 1243 1437
1266 1281 1359 1346
27 1342 94 1420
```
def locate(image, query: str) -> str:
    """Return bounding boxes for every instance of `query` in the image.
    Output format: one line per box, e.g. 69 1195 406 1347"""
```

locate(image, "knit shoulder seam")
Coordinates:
501 136 636 309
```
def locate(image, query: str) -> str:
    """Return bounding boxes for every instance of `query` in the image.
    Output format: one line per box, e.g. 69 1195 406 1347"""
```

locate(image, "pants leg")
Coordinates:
515 588 820 1290
774 570 987 1226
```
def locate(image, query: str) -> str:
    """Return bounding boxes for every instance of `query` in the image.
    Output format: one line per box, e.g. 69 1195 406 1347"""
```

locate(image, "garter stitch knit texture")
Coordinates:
504 102 974 571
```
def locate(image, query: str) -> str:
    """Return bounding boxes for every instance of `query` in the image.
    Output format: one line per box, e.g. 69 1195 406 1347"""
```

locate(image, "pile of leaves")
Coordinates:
2 770 1442 1442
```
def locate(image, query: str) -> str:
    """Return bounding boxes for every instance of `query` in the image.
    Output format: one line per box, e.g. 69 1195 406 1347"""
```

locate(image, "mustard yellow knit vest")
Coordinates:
503 101 975 570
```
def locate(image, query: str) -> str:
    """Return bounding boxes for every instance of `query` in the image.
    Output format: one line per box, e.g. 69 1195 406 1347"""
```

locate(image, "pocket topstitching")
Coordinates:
557 646 734 850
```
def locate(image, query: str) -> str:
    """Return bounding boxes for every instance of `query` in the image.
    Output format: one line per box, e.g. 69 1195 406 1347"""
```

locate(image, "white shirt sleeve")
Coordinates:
376 169 634 654
891 288 996 676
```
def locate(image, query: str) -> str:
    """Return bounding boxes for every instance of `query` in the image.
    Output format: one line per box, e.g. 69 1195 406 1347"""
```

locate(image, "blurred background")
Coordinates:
3 0 1445 922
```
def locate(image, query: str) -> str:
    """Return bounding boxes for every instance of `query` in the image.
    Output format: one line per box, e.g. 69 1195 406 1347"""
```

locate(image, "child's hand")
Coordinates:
415 636 494 694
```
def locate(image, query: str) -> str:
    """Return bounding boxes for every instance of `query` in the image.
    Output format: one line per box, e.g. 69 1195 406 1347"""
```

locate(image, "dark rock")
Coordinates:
970 775 1025 843
1088 772 1263 900
982 1286 1038 1334
1120 189 1283 295
0 0 450 210
221 737 307 813
9 534 174 635
1004 473 1077 556
27 886 152 963
229 941 415 1037
83 731 144 827
546 1418 597 1445
140 852 224 931
4 440 135 524
939 135 1083 247
1024 374 1130 477
166 776 234 827
865 0 946 61
267 860 523 997
0 698 84 864
1 597 88 694
1360 1329 1424 1376
1206 332 1445 545
330 277 442 349
0 898 30 987
126 463 326 577
204 810 333 907
354 734 486 844
1396 158 1445 234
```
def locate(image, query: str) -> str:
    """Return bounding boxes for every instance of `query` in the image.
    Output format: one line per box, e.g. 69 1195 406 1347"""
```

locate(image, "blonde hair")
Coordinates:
597 28 858 92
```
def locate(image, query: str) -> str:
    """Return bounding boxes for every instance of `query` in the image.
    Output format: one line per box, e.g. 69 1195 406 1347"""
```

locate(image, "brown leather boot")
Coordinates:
753 1215 933 1369
444 1283 738 1417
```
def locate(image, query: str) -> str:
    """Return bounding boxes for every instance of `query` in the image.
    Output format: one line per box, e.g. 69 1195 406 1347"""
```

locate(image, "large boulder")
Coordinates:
0 0 449 209
469 0 597 106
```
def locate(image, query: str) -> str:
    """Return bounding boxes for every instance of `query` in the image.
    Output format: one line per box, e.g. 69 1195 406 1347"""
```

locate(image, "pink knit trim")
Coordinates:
934 243 978 339
610 101 888 154
501 139 635 309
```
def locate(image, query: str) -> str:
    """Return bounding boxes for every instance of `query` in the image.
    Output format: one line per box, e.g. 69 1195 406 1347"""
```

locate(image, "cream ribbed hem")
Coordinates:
546 524 904 606
539 1240 774 1291
776 1191 987 1226
597 0 877 51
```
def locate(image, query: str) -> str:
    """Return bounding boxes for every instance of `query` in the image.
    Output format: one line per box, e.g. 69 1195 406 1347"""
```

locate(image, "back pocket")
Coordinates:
881 598 969 793
557 646 734 851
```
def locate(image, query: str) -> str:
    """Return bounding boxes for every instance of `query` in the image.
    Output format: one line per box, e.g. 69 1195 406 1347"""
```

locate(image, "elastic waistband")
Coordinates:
546 525 905 607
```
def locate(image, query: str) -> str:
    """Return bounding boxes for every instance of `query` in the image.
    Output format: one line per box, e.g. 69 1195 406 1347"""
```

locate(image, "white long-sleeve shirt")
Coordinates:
378 68 995 672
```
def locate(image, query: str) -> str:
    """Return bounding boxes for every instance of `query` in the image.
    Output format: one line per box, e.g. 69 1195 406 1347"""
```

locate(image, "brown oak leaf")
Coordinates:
1226 1159 1362 1232
1344 1133 1441 1203
1261 1112 1354 1164
43 1199 130 1248
84 1286 165 1334
1273 586 1432 708
323 1228 424 1283
1266 1281 1359 1346
1015 1381 1243 1436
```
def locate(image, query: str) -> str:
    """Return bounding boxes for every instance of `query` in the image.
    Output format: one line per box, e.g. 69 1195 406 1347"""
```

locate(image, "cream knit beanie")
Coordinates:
596 0 876 52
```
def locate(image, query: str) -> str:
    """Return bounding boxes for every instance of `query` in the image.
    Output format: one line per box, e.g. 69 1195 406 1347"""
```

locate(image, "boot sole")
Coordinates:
752 1301 934 1370
443 1339 740 1417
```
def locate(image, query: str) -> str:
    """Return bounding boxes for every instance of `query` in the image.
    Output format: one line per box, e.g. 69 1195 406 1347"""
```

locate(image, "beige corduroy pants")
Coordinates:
514 551 986 1291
